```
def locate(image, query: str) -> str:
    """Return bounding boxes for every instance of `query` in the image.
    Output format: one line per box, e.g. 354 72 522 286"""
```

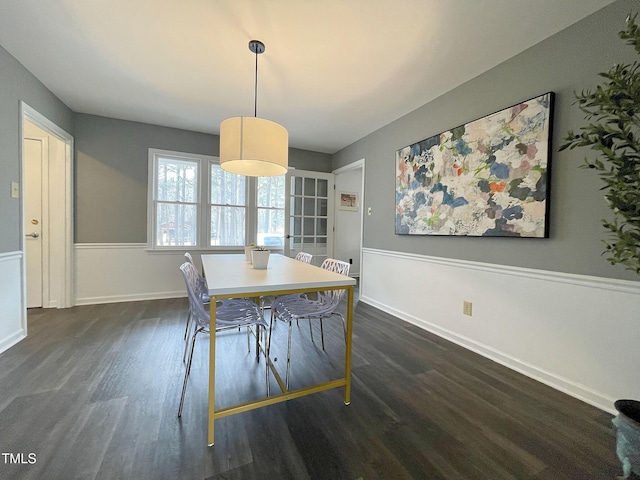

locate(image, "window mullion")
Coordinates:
246 177 257 245
199 159 208 248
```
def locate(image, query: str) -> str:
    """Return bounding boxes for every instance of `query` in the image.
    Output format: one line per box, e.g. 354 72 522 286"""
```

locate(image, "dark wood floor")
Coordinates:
0 296 627 479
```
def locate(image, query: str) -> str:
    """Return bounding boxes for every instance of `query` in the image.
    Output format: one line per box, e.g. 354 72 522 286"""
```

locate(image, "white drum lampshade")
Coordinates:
220 116 288 177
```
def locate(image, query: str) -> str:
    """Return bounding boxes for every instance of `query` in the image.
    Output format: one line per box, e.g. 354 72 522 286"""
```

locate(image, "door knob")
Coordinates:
26 232 40 238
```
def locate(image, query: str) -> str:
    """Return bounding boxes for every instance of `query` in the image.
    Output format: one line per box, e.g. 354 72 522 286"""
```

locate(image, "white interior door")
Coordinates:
285 170 334 266
24 137 45 308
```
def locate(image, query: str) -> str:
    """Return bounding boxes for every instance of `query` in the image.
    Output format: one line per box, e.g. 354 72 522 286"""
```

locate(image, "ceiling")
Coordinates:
0 0 616 154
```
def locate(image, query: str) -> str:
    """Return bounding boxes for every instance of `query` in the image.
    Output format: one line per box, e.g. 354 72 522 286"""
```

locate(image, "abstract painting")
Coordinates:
395 92 553 237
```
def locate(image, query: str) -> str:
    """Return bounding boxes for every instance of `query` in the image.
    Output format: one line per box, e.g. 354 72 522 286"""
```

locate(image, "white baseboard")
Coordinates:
0 329 27 354
360 248 640 414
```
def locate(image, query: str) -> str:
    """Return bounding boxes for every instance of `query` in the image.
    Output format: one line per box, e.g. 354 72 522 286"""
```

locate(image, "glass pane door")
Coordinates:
285 170 334 266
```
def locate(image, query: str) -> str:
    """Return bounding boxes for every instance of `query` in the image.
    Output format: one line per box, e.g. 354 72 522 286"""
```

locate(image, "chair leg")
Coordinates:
183 309 192 340
286 321 293 390
266 309 277 397
265 349 270 397
183 317 195 363
319 318 325 351
178 328 200 417
308 320 314 343
255 325 260 362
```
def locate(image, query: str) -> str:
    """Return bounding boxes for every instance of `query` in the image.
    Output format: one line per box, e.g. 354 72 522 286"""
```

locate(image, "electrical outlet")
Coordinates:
463 301 473 316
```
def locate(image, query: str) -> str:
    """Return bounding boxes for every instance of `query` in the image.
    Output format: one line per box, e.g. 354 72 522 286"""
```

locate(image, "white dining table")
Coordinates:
201 253 357 446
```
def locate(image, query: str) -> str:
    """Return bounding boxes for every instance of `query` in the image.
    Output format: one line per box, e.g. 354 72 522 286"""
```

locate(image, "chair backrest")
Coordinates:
318 258 351 307
180 262 209 328
181 261 264 331
294 252 313 264
184 252 208 294
321 258 350 276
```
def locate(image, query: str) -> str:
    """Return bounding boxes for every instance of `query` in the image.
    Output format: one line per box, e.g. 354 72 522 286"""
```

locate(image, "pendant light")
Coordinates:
219 40 288 177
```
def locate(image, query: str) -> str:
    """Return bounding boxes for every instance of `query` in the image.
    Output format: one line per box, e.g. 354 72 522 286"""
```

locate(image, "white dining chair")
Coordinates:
183 252 258 362
183 252 210 344
294 251 313 264
178 261 268 417
268 258 350 391
260 251 313 313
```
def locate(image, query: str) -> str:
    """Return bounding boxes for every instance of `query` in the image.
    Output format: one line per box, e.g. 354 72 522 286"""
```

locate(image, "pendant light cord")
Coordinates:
254 47 258 118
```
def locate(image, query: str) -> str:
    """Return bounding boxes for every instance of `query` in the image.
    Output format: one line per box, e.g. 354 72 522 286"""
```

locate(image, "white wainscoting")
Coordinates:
0 251 26 354
74 244 186 305
360 248 640 414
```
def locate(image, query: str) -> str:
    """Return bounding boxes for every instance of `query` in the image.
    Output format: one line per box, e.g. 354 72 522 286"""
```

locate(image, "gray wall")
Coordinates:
74 114 332 243
0 45 73 253
332 0 639 282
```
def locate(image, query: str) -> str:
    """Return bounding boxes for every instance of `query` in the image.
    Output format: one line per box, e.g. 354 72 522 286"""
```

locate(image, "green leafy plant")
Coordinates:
561 13 640 274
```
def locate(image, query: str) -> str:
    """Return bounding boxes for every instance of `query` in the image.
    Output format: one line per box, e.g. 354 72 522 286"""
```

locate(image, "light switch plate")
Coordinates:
11 181 19 198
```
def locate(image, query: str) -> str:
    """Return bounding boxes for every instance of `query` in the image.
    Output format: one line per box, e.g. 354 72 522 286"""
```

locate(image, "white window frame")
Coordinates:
147 148 285 251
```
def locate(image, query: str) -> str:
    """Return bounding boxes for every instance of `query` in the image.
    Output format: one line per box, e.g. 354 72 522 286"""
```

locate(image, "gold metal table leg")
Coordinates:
208 298 217 446
344 285 354 405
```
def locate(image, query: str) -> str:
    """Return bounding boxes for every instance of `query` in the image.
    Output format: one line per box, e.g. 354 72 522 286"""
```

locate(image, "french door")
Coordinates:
284 170 334 266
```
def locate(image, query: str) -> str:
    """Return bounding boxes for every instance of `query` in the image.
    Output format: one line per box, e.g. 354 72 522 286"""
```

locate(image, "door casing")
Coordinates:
20 103 74 310
333 159 365 277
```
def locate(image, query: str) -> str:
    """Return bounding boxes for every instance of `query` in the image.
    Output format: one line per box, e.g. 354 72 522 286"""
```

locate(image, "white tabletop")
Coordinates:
201 254 356 297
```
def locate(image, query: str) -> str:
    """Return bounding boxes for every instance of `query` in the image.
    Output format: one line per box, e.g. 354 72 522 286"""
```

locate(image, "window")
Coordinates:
210 164 246 246
153 155 199 247
148 149 285 250
257 176 285 247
